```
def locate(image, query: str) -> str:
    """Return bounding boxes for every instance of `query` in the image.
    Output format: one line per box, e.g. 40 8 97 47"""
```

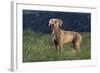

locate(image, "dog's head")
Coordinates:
48 18 63 29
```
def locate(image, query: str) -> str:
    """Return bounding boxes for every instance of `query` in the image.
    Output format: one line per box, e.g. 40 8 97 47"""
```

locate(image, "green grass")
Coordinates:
23 30 91 62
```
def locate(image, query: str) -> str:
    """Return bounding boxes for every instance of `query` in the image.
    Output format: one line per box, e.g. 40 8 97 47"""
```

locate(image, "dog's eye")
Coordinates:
55 21 57 23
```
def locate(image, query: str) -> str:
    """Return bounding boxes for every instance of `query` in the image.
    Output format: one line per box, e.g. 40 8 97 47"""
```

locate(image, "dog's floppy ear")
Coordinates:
57 19 63 27
48 19 51 26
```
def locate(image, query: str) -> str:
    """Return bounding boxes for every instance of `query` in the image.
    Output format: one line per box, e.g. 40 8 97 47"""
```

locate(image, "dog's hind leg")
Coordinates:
72 40 80 52
75 42 80 52
76 35 81 52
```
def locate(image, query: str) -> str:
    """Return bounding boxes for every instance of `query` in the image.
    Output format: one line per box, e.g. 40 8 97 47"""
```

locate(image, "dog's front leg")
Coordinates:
58 36 64 52
54 40 59 51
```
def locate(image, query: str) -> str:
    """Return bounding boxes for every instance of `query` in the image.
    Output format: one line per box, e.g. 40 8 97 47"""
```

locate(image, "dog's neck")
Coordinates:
52 27 61 33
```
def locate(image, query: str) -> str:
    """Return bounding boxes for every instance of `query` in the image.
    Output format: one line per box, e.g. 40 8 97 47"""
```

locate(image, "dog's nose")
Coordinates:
49 24 54 27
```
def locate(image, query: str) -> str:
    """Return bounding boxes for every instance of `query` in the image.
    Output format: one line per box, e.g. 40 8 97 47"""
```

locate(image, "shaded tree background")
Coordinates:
23 10 91 33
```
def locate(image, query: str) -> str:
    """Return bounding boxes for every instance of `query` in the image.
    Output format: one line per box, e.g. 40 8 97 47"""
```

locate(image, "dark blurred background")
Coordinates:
23 10 91 33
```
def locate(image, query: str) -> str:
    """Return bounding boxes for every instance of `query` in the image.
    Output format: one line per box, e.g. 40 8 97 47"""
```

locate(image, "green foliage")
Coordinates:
23 30 91 62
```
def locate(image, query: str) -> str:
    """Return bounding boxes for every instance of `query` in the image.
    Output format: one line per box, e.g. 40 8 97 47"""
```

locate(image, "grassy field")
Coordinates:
23 30 91 62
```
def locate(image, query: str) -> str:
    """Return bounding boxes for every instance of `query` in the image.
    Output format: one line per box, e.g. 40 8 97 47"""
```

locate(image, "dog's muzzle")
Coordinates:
49 24 54 28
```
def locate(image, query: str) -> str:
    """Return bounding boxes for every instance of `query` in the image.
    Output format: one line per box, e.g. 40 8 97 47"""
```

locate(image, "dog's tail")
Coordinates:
80 34 82 43
78 33 82 43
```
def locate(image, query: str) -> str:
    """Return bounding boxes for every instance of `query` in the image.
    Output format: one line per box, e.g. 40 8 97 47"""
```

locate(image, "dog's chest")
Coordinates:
52 29 60 40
